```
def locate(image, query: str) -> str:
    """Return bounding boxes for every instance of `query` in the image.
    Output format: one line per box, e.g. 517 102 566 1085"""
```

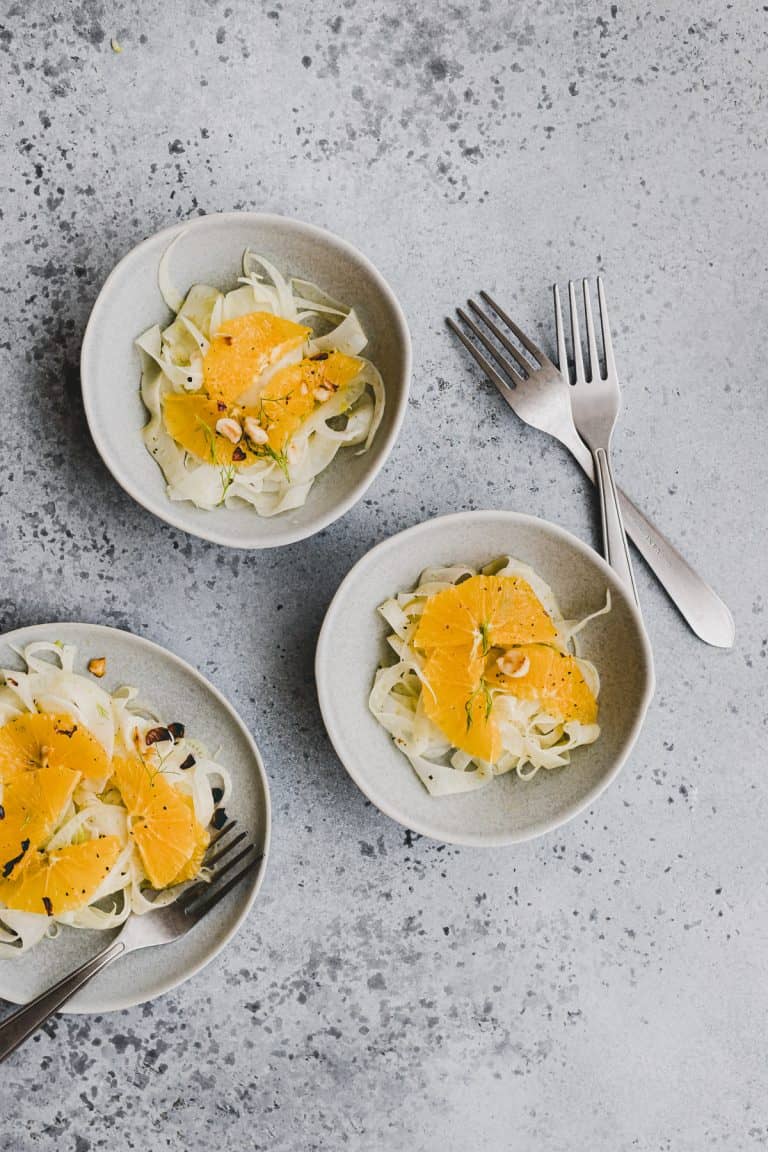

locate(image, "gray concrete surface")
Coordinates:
1 1 767 1149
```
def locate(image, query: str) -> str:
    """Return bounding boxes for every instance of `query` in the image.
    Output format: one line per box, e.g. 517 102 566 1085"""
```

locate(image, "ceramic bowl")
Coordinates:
81 212 411 549
0 622 270 1012
316 510 654 847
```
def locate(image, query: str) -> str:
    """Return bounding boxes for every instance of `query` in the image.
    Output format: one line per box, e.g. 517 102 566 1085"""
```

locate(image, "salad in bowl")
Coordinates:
137 247 385 517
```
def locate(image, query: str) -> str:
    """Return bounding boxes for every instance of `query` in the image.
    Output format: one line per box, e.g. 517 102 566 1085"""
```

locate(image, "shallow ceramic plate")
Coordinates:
0 622 270 1012
81 211 411 548
316 511 654 846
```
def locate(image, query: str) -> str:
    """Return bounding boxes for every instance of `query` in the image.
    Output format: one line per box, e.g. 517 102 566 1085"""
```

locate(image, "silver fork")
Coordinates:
0 822 261 1062
448 293 735 647
559 278 638 601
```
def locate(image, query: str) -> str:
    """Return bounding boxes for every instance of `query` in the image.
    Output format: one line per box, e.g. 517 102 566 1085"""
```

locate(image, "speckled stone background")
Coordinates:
1 1 766 1149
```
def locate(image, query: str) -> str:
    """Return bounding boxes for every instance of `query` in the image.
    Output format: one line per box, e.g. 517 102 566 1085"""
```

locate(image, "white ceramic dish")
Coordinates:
316 510 654 847
0 622 270 1012
81 211 411 549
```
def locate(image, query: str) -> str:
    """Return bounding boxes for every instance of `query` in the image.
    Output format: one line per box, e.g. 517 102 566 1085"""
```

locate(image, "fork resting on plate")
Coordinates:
0 821 261 1062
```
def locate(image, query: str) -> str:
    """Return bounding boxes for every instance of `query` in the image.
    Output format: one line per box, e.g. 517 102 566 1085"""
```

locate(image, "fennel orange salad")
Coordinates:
369 558 610 796
0 642 231 956
137 247 385 516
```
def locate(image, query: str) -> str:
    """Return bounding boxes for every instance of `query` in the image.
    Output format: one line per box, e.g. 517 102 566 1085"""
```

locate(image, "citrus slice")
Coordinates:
422 647 501 763
111 757 207 889
165 351 364 469
0 836 122 916
0 712 109 783
203 311 311 404
170 796 210 885
163 393 262 468
253 351 363 454
487 644 598 724
414 574 558 654
0 763 81 879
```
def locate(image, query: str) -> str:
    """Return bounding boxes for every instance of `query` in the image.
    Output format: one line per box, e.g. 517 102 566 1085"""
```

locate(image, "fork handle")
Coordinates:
565 433 734 647
0 938 125 1062
594 448 640 605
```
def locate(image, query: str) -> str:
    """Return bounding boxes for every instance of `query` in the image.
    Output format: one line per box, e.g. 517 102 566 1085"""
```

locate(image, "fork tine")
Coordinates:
456 306 529 383
205 828 247 870
597 276 616 379
582 279 600 381
568 281 586 385
447 318 523 416
447 314 525 388
466 299 532 374
179 833 250 906
479 291 547 365
209 819 236 845
553 284 568 380
184 853 262 923
200 841 256 890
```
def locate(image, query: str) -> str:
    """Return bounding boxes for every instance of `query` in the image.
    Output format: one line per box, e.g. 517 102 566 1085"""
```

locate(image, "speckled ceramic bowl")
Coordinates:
316 511 654 847
0 622 270 1012
81 212 411 549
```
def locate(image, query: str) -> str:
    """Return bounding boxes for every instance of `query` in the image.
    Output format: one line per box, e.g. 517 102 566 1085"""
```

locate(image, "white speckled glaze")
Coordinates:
81 211 411 549
317 511 654 846
0 623 270 1013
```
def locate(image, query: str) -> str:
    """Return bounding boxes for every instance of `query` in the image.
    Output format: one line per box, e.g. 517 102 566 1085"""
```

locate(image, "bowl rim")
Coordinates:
315 509 655 847
80 210 412 550
0 620 271 1012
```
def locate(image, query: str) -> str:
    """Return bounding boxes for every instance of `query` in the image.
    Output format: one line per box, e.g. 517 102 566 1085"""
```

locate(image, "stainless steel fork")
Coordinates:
558 278 638 601
0 822 262 1061
448 293 735 647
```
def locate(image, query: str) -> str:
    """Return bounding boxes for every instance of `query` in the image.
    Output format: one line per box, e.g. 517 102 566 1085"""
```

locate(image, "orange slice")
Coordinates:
422 647 501 763
111 757 208 889
163 393 263 468
254 351 363 454
203 312 311 404
165 351 364 469
170 796 209 884
0 837 122 916
414 575 558 654
487 644 598 724
0 712 108 783
0 763 81 879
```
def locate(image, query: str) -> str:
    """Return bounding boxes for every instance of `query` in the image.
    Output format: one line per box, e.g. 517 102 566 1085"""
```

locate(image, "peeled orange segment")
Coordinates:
0 836 122 916
111 757 206 889
163 393 262 468
0 712 109 783
203 311 311 404
487 644 598 724
0 763 81 879
253 351 364 454
170 797 210 885
414 575 558 654
422 648 501 763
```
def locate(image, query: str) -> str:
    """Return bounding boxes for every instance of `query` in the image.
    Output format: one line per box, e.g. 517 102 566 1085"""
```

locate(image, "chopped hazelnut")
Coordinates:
496 652 530 679
215 417 242 443
243 417 268 445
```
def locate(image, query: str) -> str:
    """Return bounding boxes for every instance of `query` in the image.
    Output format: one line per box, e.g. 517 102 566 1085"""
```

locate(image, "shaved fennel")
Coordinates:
137 244 385 516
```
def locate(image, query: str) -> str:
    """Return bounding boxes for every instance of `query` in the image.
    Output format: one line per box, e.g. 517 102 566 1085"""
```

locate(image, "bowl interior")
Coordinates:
82 213 410 548
316 512 654 846
0 622 270 1012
